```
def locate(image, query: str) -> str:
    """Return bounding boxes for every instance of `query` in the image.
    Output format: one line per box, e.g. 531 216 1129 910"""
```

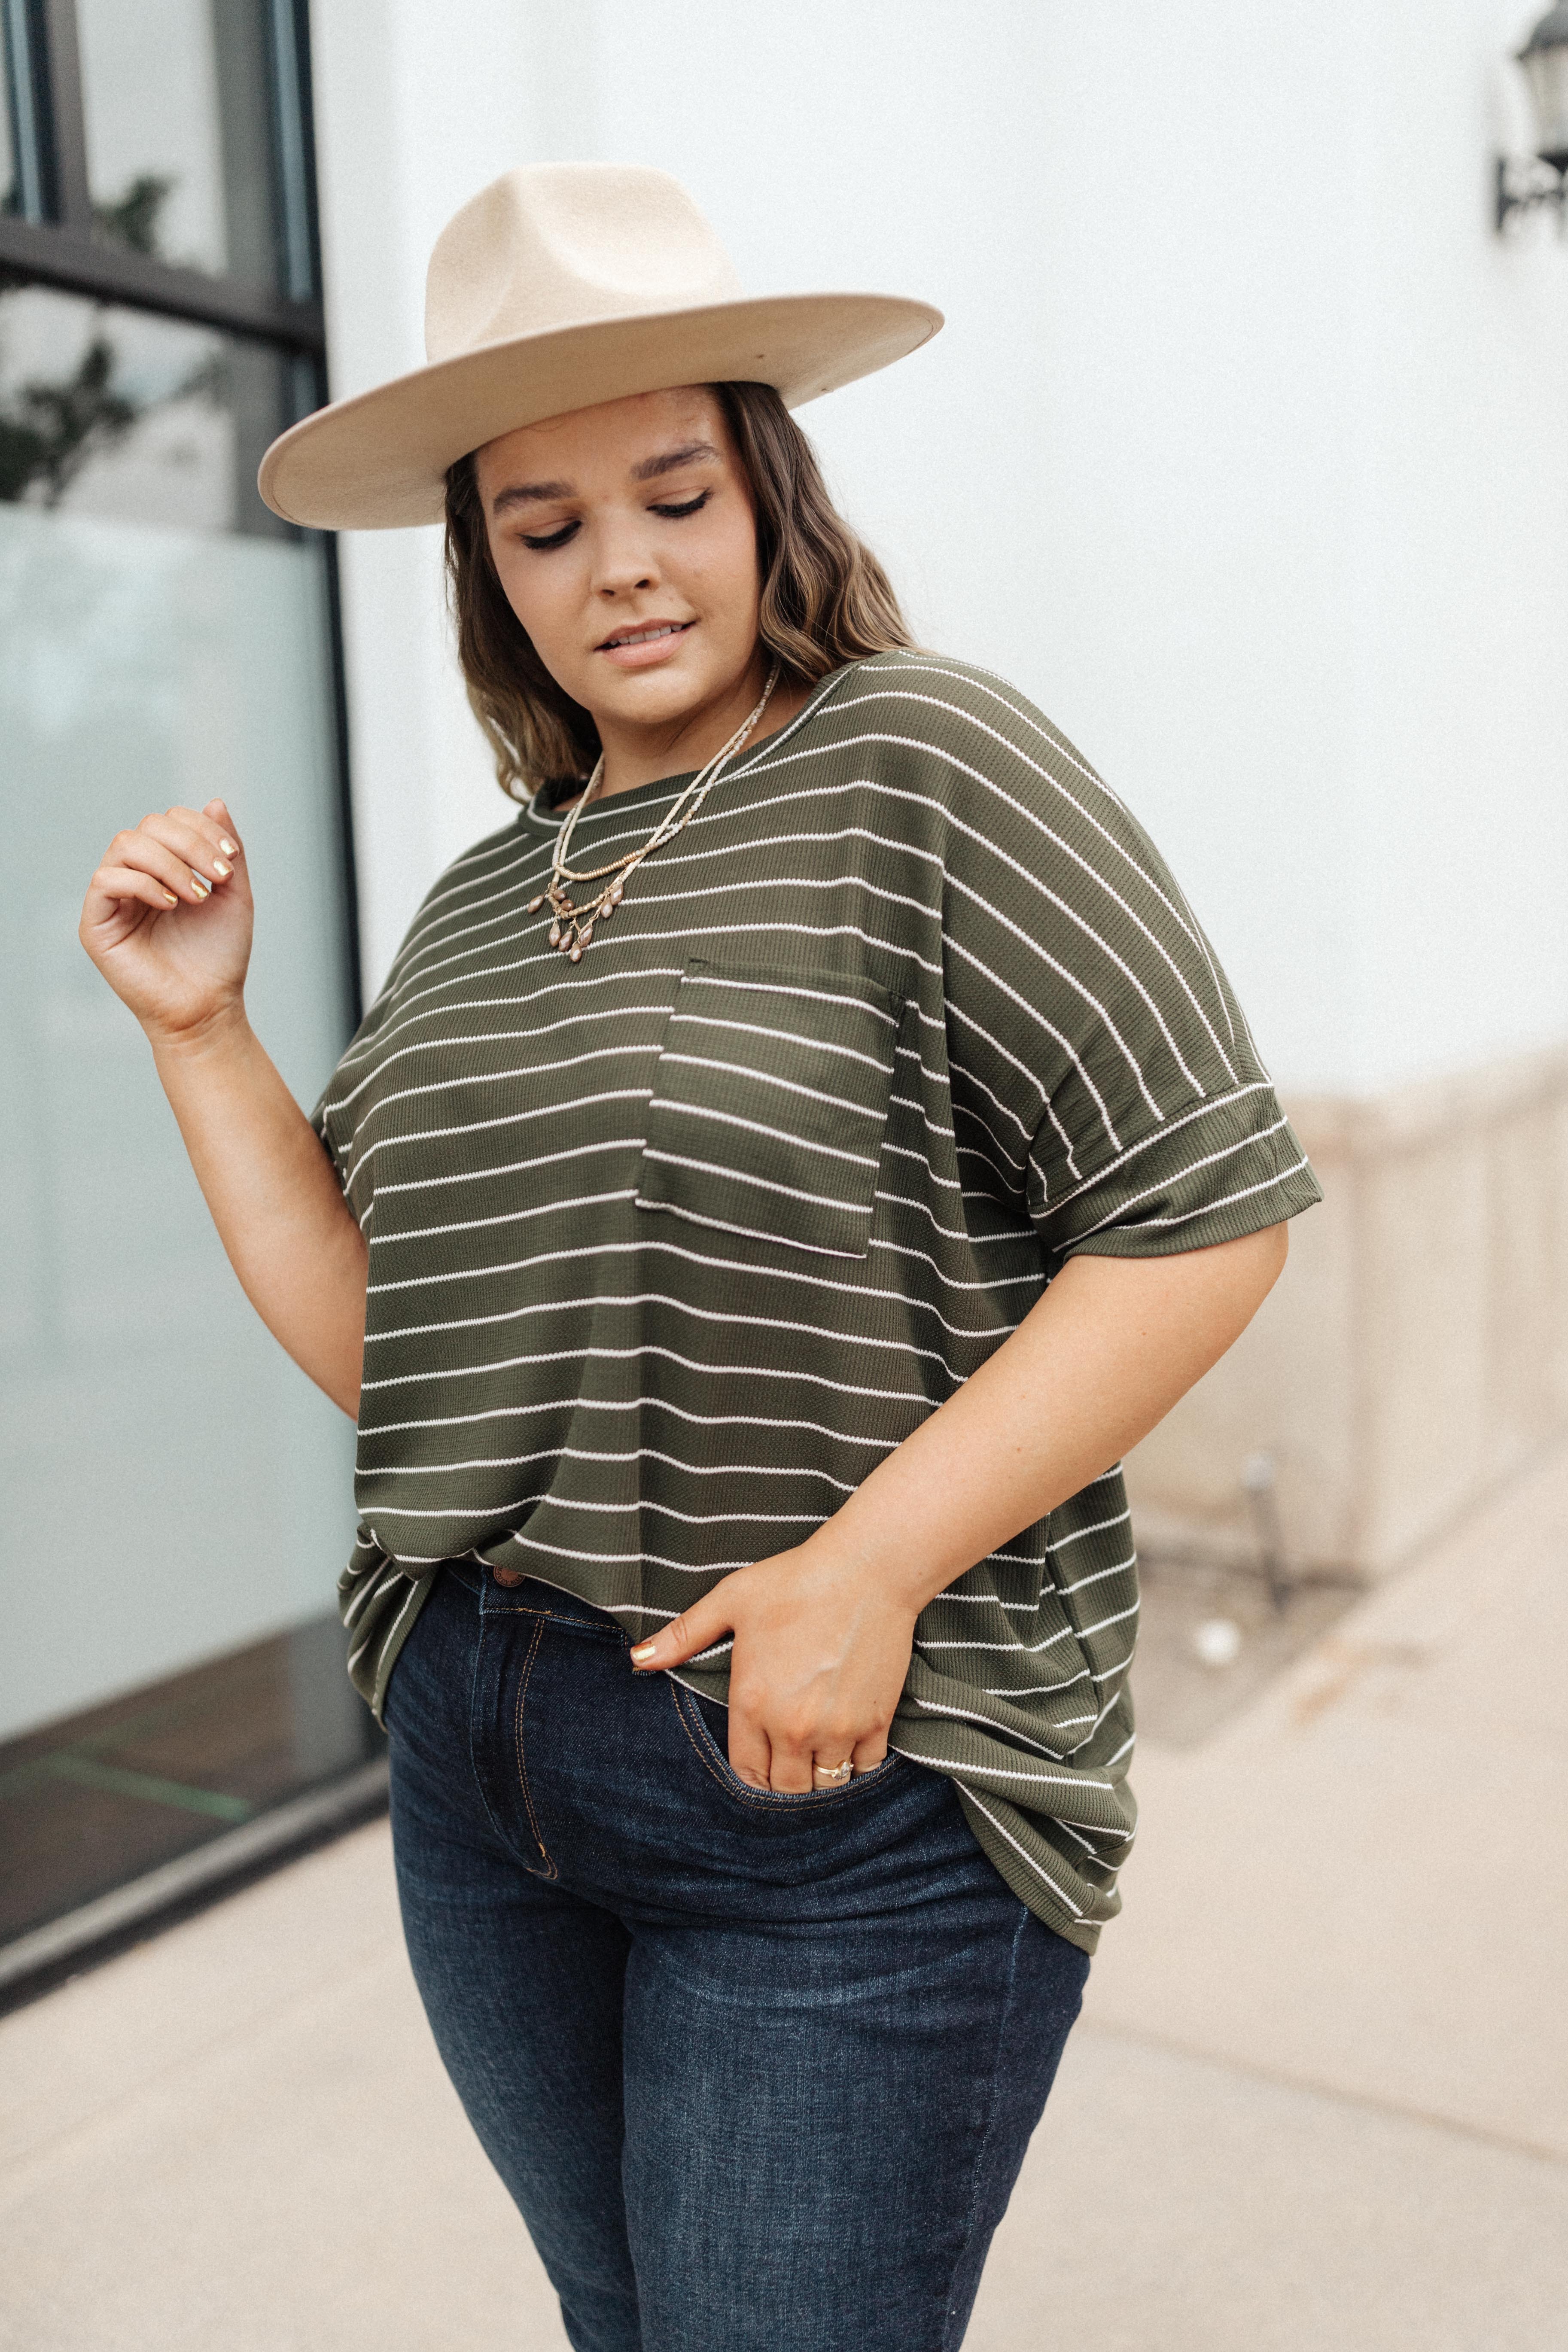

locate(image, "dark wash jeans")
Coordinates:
384 1563 1090 2352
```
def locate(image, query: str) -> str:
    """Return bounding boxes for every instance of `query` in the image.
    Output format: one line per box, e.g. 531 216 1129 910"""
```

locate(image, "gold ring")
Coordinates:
812 1760 853 1783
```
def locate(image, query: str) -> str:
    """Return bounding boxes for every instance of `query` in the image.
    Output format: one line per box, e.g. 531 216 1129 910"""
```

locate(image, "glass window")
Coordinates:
76 0 283 286
0 283 366 1938
0 283 300 534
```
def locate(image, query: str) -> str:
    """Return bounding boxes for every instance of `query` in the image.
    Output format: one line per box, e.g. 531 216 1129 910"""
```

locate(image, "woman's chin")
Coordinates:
588 651 738 729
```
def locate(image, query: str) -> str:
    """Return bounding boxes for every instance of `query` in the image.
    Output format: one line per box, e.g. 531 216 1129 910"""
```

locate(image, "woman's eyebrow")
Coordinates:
490 477 574 515
630 440 720 482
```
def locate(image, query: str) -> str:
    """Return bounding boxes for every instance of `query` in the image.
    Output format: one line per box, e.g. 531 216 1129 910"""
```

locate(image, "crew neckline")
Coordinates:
524 662 855 830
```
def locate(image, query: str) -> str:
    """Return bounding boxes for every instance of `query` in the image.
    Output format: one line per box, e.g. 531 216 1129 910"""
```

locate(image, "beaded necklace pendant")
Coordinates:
527 660 779 966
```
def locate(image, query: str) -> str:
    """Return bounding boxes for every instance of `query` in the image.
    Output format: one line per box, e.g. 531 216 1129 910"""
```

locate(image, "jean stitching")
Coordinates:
484 1598 619 1637
671 1680 780 1805
465 1616 525 1870
513 1615 557 1879
670 1681 893 1809
938 1901 1031 2350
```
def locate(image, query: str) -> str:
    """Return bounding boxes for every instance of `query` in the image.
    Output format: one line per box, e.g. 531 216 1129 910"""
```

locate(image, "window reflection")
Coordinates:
77 0 282 287
0 283 302 536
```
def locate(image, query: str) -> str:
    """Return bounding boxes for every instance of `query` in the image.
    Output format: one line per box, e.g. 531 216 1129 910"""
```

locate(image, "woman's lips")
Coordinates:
596 620 695 669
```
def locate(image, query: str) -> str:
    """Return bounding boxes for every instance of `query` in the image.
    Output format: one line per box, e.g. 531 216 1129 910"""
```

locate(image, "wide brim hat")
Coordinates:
258 164 943 531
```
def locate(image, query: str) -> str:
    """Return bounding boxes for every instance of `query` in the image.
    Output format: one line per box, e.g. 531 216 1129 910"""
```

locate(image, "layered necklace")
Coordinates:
527 659 781 961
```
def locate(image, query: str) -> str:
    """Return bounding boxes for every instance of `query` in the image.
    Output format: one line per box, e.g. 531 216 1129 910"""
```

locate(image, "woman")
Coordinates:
79 166 1319 2351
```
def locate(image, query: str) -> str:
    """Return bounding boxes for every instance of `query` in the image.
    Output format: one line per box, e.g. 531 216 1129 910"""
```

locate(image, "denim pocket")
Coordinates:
633 955 899 1260
672 1682 901 1809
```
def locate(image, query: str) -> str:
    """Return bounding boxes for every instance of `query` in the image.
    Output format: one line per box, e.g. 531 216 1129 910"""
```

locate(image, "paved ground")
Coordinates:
3 1446 1566 2350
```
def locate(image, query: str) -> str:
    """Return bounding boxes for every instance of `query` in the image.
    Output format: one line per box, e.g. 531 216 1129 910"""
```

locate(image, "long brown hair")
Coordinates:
444 380 913 803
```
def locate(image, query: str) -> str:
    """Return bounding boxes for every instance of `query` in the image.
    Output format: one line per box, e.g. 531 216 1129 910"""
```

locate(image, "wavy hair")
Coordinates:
444 380 913 803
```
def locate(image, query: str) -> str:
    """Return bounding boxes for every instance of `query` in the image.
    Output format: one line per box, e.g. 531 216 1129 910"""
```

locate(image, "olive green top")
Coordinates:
314 652 1321 1953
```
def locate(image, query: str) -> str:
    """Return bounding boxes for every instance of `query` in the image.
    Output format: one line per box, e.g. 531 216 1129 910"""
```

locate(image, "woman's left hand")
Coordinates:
630 1541 917 1791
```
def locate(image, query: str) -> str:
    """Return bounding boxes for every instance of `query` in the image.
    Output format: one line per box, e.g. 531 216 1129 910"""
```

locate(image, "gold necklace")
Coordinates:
527 660 782 961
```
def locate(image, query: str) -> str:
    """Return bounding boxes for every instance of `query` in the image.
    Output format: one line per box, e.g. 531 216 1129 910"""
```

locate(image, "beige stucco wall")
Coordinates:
1126 1046 1568 1578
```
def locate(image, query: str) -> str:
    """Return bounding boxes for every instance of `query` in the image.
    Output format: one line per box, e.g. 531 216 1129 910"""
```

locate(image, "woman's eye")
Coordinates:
650 491 711 520
521 519 580 551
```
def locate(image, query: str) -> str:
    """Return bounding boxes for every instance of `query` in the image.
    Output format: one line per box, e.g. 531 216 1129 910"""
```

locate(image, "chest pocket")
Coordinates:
634 955 899 1260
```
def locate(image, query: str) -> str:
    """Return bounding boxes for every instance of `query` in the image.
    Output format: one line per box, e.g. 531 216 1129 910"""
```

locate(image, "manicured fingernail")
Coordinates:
630 1641 658 1664
162 890 179 906
189 876 210 899
218 837 237 855
212 858 231 878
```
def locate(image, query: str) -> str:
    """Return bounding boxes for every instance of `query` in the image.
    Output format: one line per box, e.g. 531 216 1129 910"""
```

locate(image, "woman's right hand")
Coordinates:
79 798 252 1044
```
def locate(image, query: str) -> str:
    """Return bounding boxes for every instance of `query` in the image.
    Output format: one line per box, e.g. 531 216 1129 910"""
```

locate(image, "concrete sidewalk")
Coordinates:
3 1448 1566 2350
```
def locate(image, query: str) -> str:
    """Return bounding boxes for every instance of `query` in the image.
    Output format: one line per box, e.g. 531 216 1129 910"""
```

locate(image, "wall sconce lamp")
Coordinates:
1497 3 1568 229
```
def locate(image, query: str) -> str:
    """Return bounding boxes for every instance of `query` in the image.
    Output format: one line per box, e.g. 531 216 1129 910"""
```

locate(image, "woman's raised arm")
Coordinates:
79 797 368 1418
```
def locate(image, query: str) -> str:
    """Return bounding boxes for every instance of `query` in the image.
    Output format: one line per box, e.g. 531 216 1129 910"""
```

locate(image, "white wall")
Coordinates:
308 0 1568 1095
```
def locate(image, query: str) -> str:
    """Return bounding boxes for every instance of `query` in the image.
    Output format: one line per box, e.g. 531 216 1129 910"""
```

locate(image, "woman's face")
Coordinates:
475 386 763 745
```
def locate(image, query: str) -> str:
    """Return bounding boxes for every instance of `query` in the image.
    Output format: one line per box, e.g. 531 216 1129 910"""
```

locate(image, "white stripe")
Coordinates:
499 1529 765 1576
659 1044 889 1110
1055 1818 1135 1862
630 1196 871 1259
947 1057 1036 1149
953 1789 1092 1918
334 1001 673 1106
871 1184 1026 1248
371 1187 636 1244
394 910 938 1008
981 1670 1091 1696
881 1139 965 1194
1139 1155 1312 1232
1055 1552 1138 1596
868 1237 1043 1297
638 1149 871 1217
361 1394 911 1448
910 1695 1073 1759
1072 1600 1142 1643
1068 1116 1294 1243
1036 1080 1277 1219
892 1750 1113 1798
678 972 898 1030
366 1235 1017 1341
365 1285 975 1368
334 959 688 1075
932 1593 1049 1610
361 1339 941 1402
378 1135 638 1197
344 1048 659 1146
653 1095 883 1163
917 1624 1080 1655
1046 1508 1133 1550
356 1092 652 1181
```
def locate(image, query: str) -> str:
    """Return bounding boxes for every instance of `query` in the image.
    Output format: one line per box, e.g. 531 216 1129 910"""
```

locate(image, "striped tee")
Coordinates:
314 651 1321 1953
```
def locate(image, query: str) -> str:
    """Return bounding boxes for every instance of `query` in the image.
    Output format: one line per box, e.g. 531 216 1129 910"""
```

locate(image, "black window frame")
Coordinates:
1 0 328 345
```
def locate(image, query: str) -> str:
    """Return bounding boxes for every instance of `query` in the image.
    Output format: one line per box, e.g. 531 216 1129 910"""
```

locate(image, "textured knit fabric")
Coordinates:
314 651 1321 1952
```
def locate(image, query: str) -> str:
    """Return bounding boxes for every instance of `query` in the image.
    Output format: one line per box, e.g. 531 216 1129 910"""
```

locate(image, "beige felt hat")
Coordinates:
258 163 943 531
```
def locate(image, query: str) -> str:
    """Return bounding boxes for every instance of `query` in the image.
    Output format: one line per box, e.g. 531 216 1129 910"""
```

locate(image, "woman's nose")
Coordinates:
590 521 659 598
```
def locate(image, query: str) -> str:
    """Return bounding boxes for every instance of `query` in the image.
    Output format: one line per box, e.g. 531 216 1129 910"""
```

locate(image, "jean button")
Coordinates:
491 1565 527 1588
